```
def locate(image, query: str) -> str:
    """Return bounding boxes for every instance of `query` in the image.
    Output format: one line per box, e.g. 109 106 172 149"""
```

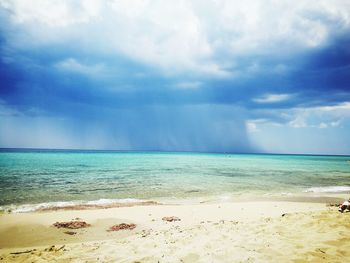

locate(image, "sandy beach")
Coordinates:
0 200 349 262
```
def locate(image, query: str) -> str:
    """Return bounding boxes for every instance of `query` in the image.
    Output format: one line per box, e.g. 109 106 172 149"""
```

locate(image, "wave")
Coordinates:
0 198 158 213
304 186 350 193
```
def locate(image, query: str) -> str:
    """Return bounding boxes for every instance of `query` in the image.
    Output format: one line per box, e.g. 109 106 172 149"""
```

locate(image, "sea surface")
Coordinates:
0 149 349 212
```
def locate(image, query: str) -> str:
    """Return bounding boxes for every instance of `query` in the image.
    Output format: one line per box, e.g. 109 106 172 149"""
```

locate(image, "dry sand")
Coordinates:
0 201 349 262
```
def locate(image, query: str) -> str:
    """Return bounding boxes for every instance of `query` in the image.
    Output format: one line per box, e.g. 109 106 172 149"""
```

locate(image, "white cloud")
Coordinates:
318 122 328 129
316 120 342 129
285 102 350 129
288 116 307 128
246 121 258 132
246 118 274 132
330 120 342 127
317 102 350 112
0 0 101 26
246 121 259 133
252 102 349 131
253 93 292 103
54 58 108 77
1 0 350 76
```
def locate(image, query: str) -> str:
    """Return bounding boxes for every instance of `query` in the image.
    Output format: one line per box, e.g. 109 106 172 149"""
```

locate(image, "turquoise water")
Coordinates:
0 149 349 211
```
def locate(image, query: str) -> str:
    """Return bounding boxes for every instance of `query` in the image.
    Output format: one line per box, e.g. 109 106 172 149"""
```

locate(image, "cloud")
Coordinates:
246 121 259 133
318 102 350 112
1 1 350 154
54 58 108 77
317 120 341 129
1 0 350 77
253 94 292 104
288 115 308 128
265 102 350 129
0 103 254 152
0 0 100 27
246 102 350 154
245 101 350 133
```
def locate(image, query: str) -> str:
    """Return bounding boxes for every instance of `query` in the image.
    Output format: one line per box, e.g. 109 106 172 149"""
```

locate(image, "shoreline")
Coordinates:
1 200 349 262
1 193 347 214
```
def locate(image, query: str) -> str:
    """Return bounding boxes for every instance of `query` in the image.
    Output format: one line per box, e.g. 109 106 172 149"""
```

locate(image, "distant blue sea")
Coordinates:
0 149 349 212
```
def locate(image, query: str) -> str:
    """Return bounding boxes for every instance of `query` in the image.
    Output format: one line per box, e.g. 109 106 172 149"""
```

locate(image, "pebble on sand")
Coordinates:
162 216 181 222
108 223 137 231
53 221 90 229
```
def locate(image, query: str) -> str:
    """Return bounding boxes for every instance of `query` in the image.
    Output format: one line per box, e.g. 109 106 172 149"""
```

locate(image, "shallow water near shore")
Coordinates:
0 149 349 212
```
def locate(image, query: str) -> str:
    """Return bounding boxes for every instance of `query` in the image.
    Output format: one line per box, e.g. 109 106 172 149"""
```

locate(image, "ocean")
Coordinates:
0 149 349 212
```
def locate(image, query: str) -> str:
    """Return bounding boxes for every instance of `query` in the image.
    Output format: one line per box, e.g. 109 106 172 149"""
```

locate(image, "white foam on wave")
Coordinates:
219 194 232 201
0 201 77 213
86 198 145 205
0 198 148 213
304 186 350 193
280 192 293 196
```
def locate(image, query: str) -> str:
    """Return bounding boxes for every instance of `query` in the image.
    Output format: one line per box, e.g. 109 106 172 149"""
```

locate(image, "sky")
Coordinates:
0 0 350 154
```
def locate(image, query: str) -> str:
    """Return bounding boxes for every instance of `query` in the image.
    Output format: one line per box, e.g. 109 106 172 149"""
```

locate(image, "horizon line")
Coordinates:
0 147 349 157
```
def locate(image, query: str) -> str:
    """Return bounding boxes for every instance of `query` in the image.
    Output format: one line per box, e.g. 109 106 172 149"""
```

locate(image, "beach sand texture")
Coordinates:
0 201 349 262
